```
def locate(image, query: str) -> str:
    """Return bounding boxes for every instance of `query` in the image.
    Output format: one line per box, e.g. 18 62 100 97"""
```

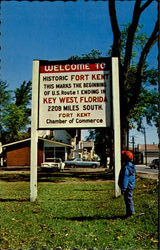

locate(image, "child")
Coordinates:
118 151 136 217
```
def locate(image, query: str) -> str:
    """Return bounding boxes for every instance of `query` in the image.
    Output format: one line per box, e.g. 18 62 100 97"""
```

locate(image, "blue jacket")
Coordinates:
118 162 136 192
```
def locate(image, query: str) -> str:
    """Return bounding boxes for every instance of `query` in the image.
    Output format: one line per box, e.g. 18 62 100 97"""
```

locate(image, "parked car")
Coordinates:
64 158 100 168
149 159 159 169
41 158 65 171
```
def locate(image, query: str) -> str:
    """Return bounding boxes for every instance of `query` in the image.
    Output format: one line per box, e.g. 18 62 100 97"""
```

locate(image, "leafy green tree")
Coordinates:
0 80 12 143
108 0 158 147
107 22 158 128
1 103 30 143
69 49 102 60
71 22 158 165
128 68 158 129
14 81 32 119
1 81 32 143
87 128 112 167
0 80 12 108
70 42 158 166
14 81 32 107
86 9 158 160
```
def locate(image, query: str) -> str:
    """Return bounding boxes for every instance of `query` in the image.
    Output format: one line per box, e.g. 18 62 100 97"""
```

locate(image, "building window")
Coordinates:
45 147 65 161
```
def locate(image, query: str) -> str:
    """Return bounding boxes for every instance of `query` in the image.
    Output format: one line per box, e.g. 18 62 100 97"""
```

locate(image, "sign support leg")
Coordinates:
30 60 39 202
112 57 121 197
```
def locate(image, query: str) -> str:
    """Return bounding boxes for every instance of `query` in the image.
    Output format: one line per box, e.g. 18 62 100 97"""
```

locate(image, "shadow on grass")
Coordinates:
0 198 30 202
0 171 114 183
61 198 96 202
51 215 127 221
73 189 110 192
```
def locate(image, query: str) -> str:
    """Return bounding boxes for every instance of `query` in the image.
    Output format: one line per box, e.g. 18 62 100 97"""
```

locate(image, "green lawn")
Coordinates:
0 173 158 249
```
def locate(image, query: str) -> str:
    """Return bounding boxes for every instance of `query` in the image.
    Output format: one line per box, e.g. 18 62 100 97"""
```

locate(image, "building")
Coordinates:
134 143 159 165
0 129 75 167
1 137 73 167
0 129 98 167
72 140 97 160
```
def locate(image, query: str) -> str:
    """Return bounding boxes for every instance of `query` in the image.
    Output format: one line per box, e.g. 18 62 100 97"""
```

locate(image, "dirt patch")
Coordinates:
136 172 158 180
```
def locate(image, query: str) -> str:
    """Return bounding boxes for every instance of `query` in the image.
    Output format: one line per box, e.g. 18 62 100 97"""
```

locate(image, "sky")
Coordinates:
1 0 158 145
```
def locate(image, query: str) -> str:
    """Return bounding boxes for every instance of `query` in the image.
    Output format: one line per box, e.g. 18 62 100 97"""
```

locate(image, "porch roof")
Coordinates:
2 137 73 148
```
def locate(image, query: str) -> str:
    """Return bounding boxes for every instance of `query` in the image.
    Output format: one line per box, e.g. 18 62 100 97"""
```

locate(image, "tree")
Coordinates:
69 49 102 60
14 81 32 107
107 23 158 130
1 81 32 143
108 0 158 147
68 33 158 166
87 128 112 167
128 68 158 129
14 80 32 118
0 80 12 108
0 80 12 143
69 36 158 166
2 103 30 143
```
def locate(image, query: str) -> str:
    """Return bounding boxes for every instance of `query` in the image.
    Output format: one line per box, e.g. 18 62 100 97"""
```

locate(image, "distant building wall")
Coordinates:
38 148 43 166
7 146 30 166
135 144 159 165
3 138 71 167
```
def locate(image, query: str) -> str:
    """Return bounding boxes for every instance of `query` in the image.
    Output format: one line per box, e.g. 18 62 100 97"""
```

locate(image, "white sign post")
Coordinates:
112 57 121 197
30 60 39 202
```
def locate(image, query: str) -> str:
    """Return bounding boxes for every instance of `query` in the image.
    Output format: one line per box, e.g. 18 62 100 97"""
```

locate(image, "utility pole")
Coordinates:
132 136 135 154
142 127 147 166
144 128 147 166
132 136 135 163
129 136 136 163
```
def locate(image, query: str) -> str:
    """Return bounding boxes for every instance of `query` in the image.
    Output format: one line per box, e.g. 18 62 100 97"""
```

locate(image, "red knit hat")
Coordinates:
122 150 133 160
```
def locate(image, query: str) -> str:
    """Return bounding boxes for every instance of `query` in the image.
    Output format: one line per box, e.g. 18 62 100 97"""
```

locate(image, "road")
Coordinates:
0 165 158 180
135 164 158 180
136 164 158 174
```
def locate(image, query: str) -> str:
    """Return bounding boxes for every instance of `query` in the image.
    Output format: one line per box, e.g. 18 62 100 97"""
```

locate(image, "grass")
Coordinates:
0 172 158 249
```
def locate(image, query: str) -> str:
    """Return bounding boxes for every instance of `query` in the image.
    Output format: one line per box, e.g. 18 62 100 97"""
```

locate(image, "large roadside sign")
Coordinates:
38 58 111 129
30 57 121 202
